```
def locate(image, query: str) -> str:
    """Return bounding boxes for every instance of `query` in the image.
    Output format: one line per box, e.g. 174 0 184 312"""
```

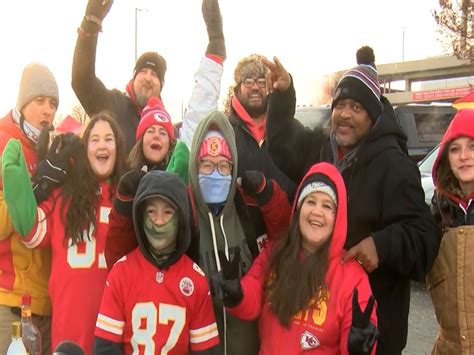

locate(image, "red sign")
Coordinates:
412 87 471 101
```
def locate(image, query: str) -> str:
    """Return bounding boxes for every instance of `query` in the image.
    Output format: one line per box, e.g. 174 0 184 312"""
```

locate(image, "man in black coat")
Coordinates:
264 48 441 355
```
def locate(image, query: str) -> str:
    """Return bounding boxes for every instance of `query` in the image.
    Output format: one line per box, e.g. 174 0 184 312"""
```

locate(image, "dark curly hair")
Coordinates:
61 112 127 245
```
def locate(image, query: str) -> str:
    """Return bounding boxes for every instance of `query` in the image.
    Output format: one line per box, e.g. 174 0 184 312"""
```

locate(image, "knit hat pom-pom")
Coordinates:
356 46 376 67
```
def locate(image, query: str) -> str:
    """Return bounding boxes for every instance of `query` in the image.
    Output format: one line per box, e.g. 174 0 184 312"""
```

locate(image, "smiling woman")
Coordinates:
428 108 474 354
214 162 378 354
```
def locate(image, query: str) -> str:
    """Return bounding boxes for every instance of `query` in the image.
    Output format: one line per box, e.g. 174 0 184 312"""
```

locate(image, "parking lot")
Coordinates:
404 281 438 354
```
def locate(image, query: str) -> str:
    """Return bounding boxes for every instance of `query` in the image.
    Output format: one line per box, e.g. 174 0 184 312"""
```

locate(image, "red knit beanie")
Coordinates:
136 96 174 141
198 130 232 160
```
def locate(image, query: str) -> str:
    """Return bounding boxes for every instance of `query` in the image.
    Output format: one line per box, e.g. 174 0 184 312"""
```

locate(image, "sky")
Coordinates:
0 0 446 123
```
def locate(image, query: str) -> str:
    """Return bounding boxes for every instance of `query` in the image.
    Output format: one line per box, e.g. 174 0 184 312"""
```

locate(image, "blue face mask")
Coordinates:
199 171 232 204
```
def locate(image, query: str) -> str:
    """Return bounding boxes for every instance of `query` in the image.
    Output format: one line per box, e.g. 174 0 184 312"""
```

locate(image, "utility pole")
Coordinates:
134 8 148 62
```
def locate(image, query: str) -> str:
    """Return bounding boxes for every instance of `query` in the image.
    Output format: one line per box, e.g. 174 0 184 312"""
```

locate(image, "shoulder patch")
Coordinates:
193 263 205 277
179 277 194 297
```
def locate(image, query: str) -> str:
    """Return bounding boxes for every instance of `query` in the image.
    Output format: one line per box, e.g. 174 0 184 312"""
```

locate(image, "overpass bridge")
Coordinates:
326 55 473 105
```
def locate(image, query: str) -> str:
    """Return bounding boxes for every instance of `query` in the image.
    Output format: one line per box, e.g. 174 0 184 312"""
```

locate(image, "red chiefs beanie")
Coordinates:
198 130 232 160
136 96 174 141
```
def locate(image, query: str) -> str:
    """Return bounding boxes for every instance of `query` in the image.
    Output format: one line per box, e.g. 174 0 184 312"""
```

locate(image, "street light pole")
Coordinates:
134 8 138 62
134 8 148 62
401 27 407 62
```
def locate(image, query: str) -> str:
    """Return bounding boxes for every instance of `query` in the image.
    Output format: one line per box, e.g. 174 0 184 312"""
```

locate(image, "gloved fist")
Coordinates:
33 134 82 203
85 0 113 21
81 0 113 33
348 288 378 355
213 247 243 307
241 170 274 206
202 0 226 58
114 166 148 217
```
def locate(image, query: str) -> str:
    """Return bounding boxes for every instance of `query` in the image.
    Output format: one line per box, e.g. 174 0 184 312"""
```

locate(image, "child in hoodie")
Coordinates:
215 162 378 354
94 170 219 354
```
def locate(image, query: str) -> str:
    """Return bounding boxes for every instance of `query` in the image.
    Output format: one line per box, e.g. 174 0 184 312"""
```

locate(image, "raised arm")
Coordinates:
72 0 116 116
179 0 225 149
264 57 327 183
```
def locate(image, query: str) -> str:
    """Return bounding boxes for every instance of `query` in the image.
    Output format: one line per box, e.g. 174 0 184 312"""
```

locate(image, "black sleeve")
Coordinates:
372 156 442 280
71 32 115 116
94 336 124 355
266 78 326 183
190 344 220 355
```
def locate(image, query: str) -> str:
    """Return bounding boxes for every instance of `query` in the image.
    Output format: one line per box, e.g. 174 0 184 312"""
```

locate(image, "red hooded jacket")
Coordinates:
228 163 376 354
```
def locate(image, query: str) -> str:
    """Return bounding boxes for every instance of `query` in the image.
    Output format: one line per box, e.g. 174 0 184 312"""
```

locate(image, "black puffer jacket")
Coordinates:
266 82 441 355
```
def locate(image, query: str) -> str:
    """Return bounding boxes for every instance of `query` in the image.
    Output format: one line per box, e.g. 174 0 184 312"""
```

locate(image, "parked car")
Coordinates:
417 144 440 206
294 105 331 129
394 105 455 162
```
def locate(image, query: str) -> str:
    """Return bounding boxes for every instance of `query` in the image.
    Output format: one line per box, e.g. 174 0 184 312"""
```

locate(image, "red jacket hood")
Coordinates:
432 109 474 202
291 162 347 262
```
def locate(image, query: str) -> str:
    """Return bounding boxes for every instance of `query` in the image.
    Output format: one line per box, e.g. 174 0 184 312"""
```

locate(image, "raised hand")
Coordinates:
2 139 37 237
261 56 291 94
202 0 226 59
85 0 113 22
213 247 243 307
33 133 82 203
114 166 148 217
348 288 378 355
82 0 114 33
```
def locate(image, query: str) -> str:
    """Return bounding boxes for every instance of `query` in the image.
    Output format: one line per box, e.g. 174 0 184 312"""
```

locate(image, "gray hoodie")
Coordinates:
189 111 260 354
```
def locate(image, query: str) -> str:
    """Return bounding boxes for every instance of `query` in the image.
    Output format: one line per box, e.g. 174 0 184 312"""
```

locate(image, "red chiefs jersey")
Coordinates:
95 249 219 354
23 182 113 353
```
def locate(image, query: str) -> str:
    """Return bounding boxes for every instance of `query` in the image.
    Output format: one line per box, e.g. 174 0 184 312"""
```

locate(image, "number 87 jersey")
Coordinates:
95 249 219 354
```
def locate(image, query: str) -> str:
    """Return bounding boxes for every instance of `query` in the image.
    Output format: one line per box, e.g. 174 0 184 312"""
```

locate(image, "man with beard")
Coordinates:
226 54 295 199
264 48 440 355
72 0 225 153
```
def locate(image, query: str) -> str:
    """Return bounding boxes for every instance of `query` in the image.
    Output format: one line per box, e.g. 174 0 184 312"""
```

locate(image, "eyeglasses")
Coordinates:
242 77 267 89
199 160 233 176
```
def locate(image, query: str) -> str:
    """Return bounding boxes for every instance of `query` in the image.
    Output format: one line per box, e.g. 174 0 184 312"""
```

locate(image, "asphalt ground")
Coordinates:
403 281 438 354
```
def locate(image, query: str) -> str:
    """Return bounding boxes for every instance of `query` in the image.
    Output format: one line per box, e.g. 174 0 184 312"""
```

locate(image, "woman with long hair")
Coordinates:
215 162 378 354
2 112 127 353
427 109 474 354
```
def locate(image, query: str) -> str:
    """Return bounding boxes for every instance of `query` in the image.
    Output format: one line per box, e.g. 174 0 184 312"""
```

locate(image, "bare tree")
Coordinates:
433 0 473 61
70 104 90 125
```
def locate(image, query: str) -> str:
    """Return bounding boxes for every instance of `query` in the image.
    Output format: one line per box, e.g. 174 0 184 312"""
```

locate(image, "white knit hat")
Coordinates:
16 63 59 111
297 181 337 208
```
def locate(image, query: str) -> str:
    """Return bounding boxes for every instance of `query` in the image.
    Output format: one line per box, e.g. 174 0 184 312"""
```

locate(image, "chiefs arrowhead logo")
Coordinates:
300 330 320 350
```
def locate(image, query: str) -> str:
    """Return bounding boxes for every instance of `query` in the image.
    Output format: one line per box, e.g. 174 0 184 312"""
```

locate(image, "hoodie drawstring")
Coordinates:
208 212 231 355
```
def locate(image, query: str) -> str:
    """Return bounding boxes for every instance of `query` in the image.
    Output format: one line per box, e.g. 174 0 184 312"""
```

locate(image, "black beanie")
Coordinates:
133 52 167 86
331 46 382 121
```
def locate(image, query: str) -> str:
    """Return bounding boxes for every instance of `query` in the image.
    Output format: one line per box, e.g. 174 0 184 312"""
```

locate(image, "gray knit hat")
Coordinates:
16 63 59 111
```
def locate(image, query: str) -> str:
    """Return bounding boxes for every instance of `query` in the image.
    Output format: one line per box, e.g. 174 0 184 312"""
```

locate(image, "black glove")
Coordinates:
36 126 53 161
33 134 82 203
348 288 378 355
213 247 243 308
81 0 114 33
241 170 273 204
114 166 148 217
202 0 226 59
